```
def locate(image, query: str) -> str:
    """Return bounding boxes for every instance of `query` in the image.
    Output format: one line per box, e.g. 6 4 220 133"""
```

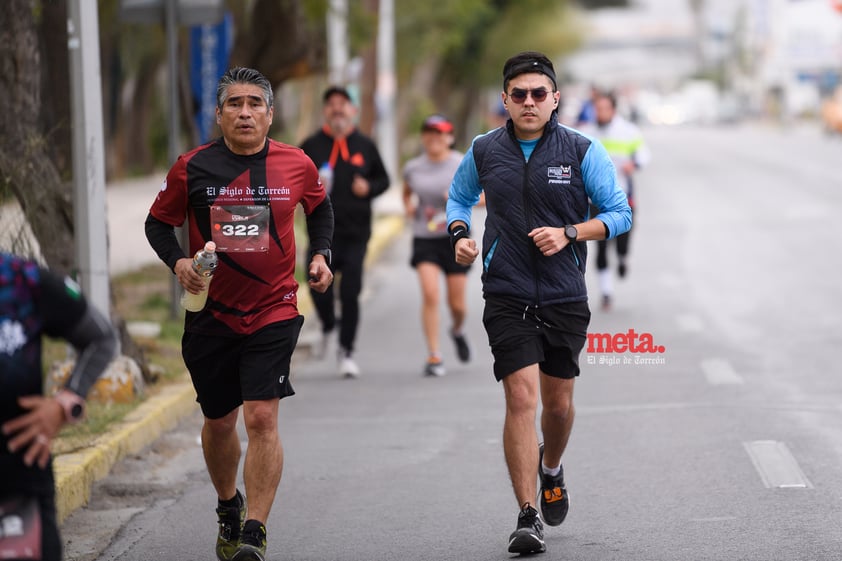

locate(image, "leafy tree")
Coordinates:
575 0 630 8
394 0 582 147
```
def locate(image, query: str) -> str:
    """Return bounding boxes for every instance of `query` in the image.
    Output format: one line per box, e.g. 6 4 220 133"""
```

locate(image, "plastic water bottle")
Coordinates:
318 163 333 193
180 241 218 312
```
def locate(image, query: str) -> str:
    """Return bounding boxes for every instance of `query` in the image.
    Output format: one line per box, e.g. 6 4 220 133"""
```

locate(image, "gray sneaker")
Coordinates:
423 359 446 377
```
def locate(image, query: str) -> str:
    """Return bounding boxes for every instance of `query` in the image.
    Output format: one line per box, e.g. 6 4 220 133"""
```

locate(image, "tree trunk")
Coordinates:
39 0 73 180
0 0 75 273
0 0 153 385
228 0 324 88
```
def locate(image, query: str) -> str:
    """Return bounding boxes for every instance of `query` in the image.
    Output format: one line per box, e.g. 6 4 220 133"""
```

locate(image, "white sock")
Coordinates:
542 462 561 477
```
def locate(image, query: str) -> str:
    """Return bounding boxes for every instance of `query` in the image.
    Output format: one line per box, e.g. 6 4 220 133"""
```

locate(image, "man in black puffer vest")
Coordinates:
446 51 631 556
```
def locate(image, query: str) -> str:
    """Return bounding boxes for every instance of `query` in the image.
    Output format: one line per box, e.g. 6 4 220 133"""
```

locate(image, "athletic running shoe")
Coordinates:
317 328 334 359
215 490 246 561
538 442 569 527
232 520 267 561
601 294 612 311
424 358 446 377
507 503 546 554
451 331 471 363
339 355 360 378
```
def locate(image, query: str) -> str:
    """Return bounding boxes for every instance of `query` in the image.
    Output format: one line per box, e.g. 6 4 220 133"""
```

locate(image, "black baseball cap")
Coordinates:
323 85 352 103
421 114 454 134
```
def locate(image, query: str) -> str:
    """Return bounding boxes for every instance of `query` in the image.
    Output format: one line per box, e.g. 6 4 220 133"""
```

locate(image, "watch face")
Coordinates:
70 403 84 419
566 226 578 241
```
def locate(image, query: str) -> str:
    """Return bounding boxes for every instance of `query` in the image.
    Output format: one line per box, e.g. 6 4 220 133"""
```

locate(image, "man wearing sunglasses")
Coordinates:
446 51 631 555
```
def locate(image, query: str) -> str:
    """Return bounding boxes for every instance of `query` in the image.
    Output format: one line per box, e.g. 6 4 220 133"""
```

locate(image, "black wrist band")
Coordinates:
450 226 469 250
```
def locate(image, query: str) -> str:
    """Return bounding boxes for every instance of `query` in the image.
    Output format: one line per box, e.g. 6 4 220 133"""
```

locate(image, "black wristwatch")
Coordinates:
56 390 86 424
310 248 332 266
564 224 578 242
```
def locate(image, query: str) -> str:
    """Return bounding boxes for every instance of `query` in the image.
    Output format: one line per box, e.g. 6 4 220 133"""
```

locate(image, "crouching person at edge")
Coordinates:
1 252 118 561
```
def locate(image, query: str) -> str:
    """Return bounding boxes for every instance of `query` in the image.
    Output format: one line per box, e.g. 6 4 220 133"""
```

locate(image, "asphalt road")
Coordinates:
62 122 842 561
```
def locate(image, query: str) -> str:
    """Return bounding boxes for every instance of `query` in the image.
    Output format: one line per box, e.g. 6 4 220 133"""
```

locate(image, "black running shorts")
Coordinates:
182 316 304 419
482 296 590 381
410 236 471 275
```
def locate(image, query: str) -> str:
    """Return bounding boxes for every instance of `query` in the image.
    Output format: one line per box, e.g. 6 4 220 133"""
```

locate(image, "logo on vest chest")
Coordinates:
547 165 572 185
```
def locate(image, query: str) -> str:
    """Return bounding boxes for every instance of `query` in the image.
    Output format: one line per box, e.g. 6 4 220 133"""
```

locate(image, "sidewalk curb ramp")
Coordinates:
54 213 405 524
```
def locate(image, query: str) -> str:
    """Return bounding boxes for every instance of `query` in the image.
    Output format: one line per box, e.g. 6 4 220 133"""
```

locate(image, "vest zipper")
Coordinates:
520 127 551 306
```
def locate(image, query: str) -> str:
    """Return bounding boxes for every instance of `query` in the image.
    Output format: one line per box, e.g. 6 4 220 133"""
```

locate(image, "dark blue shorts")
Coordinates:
182 316 303 419
482 296 590 381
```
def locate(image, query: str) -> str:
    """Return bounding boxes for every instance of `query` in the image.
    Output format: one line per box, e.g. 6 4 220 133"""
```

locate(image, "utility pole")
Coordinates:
327 0 349 85
68 0 110 316
165 0 185 318
376 0 398 187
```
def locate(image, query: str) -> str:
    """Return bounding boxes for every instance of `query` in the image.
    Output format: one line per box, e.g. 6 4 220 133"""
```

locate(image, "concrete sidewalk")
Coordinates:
54 175 405 522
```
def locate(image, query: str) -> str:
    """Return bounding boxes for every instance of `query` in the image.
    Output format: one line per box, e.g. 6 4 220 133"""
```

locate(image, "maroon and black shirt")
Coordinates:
147 137 332 336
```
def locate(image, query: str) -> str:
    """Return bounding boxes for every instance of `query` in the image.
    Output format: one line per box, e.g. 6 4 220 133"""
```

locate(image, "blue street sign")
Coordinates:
190 12 233 143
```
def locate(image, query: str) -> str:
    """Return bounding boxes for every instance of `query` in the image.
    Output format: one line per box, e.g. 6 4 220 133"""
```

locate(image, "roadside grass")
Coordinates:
50 262 186 454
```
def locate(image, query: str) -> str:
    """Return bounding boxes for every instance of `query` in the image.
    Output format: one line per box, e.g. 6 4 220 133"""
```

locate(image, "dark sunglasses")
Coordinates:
508 87 552 104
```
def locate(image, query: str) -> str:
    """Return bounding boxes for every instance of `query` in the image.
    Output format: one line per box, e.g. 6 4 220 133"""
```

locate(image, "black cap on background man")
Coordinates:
323 85 352 103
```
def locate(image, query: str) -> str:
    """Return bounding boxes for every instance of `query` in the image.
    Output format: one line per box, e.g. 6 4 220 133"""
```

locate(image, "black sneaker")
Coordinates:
232 520 267 561
508 503 546 554
538 443 569 527
215 490 246 561
451 331 471 363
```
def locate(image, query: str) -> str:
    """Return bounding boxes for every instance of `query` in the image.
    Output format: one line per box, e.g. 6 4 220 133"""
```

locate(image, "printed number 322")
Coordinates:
220 224 259 236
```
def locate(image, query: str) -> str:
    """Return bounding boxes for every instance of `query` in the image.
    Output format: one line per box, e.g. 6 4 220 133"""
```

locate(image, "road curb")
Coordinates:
54 213 405 524
53 382 198 523
365 214 405 269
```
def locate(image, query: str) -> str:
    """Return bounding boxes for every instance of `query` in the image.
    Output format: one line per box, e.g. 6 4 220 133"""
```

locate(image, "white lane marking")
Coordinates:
690 516 737 523
743 440 813 489
701 358 744 385
676 313 704 333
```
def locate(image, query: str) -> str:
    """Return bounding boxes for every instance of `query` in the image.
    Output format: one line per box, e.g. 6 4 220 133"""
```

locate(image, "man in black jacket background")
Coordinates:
300 86 390 379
